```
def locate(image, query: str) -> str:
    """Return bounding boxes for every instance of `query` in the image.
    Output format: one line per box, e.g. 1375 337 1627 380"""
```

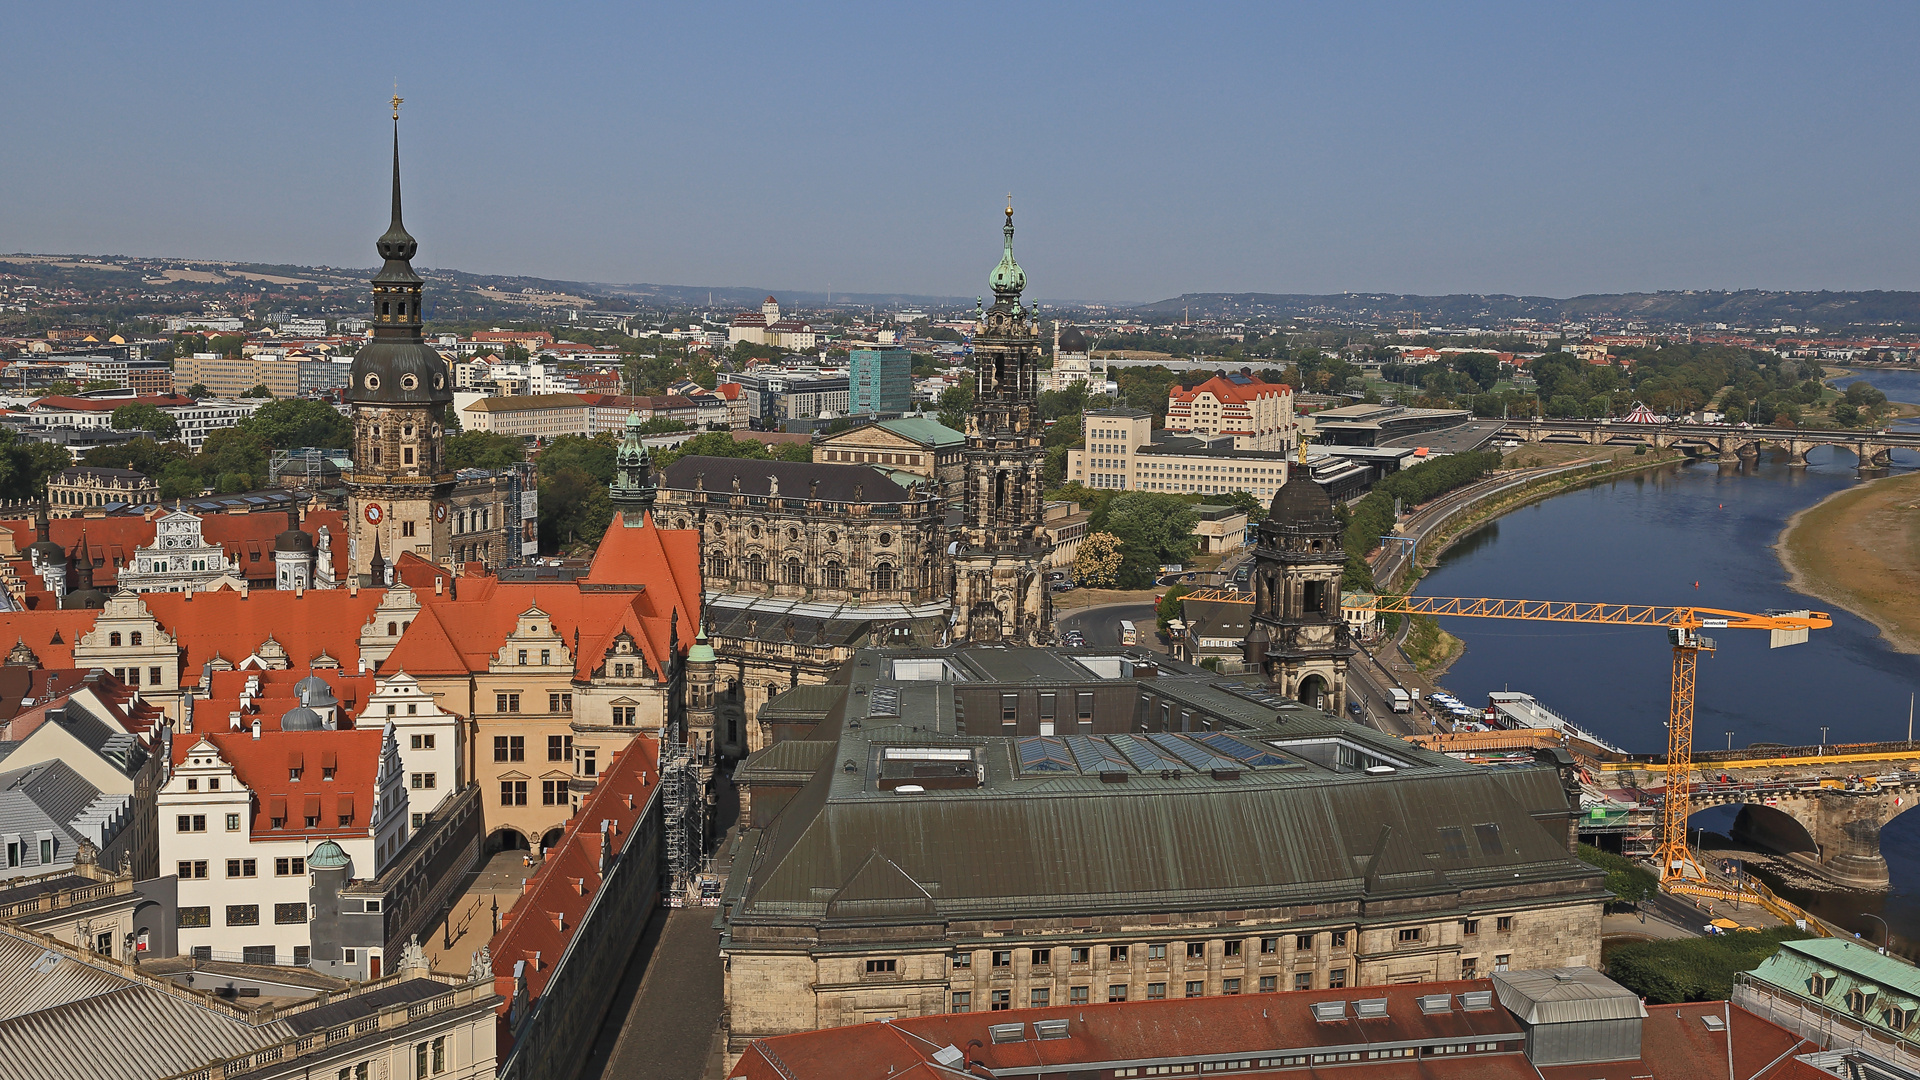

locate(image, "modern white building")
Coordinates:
1068 407 1293 499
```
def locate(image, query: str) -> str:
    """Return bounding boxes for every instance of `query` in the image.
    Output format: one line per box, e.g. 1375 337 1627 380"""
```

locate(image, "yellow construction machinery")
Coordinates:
1350 596 1832 883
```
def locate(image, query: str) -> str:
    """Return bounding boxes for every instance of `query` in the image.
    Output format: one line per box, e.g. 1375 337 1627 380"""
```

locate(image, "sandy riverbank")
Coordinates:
1776 469 1920 654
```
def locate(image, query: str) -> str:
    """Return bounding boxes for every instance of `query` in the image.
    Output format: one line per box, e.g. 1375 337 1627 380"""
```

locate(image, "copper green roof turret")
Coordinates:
610 406 657 525
989 200 1025 300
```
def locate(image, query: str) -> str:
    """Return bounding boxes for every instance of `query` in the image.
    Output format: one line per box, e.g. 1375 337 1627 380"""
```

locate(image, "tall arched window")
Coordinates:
747 555 765 583
824 561 846 589
130 632 142 646
873 563 895 592
109 632 121 647
784 558 803 585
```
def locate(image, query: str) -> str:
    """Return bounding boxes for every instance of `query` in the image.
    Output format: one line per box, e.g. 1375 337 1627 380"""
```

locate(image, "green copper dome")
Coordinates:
308 840 350 870
989 204 1025 298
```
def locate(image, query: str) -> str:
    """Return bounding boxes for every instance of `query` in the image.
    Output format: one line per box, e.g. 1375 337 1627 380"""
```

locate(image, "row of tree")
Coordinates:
1340 451 1502 589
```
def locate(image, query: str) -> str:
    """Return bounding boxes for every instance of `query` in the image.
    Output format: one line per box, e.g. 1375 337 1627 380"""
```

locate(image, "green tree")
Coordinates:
83 437 188 476
0 437 73 501
81 379 121 393
158 461 205 501
1603 926 1810 1004
1453 352 1501 390
209 334 246 359
445 431 526 471
186 383 210 398
237 399 351 449
537 465 613 550
1575 844 1658 908
1833 400 1860 426
1156 585 1190 630
653 431 773 471
110 403 181 440
43 381 79 397
637 416 691 435
1092 493 1198 587
536 433 618 485
240 383 273 398
1043 412 1082 449
194 428 272 491
936 384 975 432
1218 489 1266 520
1073 531 1124 589
772 442 813 463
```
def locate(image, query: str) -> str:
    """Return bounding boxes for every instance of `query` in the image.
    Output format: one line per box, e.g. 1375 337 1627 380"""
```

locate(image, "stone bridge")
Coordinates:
1599 743 1920 890
1498 419 1920 474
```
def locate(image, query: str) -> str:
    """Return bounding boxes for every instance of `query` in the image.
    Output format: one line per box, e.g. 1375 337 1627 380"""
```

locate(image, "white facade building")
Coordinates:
160 724 408 967
118 509 247 593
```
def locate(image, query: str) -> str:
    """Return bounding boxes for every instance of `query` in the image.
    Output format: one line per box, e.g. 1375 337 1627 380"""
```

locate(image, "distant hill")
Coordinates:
1134 290 1920 329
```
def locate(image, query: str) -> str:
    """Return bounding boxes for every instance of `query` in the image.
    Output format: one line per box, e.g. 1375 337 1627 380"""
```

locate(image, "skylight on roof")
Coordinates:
1017 737 1076 774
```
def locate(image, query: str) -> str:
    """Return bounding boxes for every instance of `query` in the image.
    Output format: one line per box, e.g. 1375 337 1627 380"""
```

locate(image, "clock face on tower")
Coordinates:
434 504 447 523
365 504 383 524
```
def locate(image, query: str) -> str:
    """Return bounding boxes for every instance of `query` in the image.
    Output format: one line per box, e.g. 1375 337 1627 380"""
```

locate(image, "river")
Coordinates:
1418 367 1920 951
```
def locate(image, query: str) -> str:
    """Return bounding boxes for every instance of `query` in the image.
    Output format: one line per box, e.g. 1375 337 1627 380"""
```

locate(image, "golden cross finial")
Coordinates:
391 82 403 121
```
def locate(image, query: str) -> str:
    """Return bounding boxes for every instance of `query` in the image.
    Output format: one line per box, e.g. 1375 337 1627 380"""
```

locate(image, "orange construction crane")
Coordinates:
1349 596 1831 883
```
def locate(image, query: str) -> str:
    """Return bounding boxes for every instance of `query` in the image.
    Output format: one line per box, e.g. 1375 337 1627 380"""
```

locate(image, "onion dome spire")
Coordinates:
375 93 420 280
989 197 1026 300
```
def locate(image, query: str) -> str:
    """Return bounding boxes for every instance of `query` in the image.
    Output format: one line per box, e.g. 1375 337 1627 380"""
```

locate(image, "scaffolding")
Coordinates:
660 718 706 906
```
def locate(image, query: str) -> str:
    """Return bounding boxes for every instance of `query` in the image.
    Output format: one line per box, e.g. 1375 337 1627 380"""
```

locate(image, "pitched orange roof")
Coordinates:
144 587 387 675
175 728 388 838
489 736 659 1025
0 611 100 667
193 668 379 735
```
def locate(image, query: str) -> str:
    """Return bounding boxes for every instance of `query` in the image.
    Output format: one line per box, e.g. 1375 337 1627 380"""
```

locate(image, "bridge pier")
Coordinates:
1786 441 1811 468
1720 789 1904 890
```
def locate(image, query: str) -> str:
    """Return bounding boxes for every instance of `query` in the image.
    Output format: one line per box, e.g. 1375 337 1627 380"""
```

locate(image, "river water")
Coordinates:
1418 367 1920 951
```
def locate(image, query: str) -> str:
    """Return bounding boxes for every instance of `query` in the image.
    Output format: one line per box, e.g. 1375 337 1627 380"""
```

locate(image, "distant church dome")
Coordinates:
1056 325 1089 354
1268 475 1334 526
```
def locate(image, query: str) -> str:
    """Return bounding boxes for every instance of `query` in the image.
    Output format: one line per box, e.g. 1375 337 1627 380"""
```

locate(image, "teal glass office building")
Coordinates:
848 345 912 416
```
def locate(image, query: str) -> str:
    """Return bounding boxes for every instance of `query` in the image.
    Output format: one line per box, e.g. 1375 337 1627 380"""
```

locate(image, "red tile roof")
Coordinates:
144 587 387 675
731 981 1532 1080
175 728 388 839
31 393 197 412
1168 375 1291 406
729 990 1825 1080
0 611 101 666
0 509 349 596
488 736 661 1023
192 668 380 735
387 515 700 681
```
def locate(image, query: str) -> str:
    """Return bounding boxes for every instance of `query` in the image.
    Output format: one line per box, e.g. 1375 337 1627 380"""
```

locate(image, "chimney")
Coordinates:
349 581 359 597
229 711 241 732
435 576 444 595
251 719 261 740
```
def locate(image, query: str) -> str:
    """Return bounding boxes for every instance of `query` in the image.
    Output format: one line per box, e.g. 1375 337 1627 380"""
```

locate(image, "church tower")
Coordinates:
609 408 657 525
1242 477 1354 713
951 202 1051 645
346 96 455 583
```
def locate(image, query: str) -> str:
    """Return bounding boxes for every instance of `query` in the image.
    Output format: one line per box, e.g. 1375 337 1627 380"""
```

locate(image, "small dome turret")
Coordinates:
281 705 324 731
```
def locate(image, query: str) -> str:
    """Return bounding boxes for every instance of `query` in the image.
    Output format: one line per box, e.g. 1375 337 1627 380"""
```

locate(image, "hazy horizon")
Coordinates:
6 3 1919 305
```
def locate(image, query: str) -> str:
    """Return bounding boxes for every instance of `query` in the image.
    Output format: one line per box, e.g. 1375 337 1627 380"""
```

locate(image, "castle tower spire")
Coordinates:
347 94 456 584
610 405 657 526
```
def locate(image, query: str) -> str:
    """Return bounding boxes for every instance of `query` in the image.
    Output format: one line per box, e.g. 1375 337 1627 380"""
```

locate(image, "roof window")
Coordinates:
1310 1001 1347 1022
988 1023 1026 1044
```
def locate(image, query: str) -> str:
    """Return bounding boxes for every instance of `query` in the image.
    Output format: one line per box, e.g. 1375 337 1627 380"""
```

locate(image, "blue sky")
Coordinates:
4 3 1919 304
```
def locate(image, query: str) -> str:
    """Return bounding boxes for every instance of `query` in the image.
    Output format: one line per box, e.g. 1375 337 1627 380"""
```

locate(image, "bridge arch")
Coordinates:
1722 801 1820 860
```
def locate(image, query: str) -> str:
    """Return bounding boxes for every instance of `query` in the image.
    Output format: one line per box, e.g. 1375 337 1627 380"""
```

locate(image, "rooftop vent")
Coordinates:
1100 771 1129 784
1210 768 1241 781
868 687 900 717
1310 1000 1347 1022
1034 1019 1069 1041
932 1046 965 1068
989 1023 1026 1044
1417 994 1453 1015
1460 991 1494 1012
1355 998 1389 1019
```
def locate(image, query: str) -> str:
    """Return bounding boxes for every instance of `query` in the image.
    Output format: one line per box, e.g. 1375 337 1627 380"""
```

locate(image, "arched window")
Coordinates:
747 555 765 583
873 563 895 592
707 552 729 579
130 632 142 646
388 622 398 636
785 558 803 585
824 561 846 590
109 632 121 647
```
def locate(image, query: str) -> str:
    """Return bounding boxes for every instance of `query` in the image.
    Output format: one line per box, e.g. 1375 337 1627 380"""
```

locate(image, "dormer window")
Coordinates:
290 767 302 780
322 766 336 781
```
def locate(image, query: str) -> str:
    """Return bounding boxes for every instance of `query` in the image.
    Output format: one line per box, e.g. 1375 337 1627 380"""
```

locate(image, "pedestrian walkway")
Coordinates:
421 849 541 973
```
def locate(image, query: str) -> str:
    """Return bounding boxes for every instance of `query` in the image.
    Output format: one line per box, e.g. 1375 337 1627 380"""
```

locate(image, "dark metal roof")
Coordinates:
727 647 1602 927
665 457 916 503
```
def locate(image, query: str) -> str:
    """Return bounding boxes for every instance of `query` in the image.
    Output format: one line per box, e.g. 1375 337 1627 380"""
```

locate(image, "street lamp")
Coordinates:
1820 726 1830 753
1726 731 1735 751
1862 913 1892 955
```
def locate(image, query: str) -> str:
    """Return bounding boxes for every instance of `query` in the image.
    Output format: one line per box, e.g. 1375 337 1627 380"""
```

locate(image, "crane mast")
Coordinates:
1352 595 1829 883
